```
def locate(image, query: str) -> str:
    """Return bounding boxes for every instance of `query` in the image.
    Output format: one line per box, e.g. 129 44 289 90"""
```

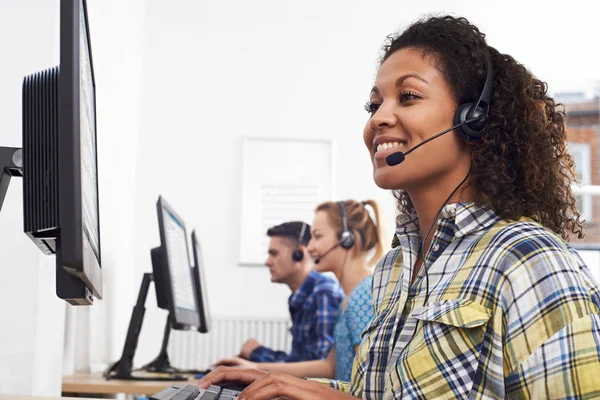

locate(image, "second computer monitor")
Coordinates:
191 230 211 333
156 196 199 329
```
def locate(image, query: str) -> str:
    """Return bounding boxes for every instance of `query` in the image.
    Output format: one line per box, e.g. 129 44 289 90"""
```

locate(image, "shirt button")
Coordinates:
432 244 440 252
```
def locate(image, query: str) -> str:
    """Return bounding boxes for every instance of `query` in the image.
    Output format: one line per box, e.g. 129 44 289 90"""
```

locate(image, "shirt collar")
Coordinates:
289 270 319 310
391 202 500 248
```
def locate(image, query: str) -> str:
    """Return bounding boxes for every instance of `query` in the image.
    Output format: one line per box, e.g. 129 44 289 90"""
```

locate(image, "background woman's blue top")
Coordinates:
334 275 373 381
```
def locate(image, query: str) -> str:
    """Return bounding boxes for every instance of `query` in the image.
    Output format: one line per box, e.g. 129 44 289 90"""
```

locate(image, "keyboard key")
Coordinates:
198 392 218 400
206 385 221 394
150 383 235 400
150 385 183 400
171 393 191 400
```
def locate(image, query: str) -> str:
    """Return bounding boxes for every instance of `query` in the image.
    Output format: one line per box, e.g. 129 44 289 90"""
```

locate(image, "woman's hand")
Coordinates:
239 372 327 400
197 366 267 389
200 368 356 400
212 356 257 369
197 367 357 400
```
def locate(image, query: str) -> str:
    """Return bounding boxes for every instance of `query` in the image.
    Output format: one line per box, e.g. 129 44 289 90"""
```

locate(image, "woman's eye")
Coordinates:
364 101 380 114
399 90 420 103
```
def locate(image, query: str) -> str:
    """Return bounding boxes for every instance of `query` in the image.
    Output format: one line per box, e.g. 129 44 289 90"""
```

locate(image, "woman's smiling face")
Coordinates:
363 47 469 191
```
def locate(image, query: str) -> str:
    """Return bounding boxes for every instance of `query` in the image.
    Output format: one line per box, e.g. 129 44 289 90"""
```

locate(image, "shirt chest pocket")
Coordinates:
392 299 491 400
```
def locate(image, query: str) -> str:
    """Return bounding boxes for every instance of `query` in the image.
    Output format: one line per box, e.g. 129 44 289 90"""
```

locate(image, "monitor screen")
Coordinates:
158 199 198 327
79 0 100 262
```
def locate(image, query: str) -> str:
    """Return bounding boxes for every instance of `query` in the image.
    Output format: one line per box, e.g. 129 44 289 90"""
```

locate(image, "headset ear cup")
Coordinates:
292 249 304 262
339 231 355 249
454 102 486 142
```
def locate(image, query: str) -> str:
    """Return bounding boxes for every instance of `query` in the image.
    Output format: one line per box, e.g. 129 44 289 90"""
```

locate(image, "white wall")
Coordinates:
83 0 147 367
0 0 64 395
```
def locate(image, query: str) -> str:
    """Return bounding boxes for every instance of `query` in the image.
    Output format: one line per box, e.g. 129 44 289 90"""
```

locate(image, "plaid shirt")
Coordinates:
323 202 600 399
250 270 344 363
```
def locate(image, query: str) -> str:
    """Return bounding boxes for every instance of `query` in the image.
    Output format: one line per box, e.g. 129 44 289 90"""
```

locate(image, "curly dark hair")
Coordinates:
382 15 585 240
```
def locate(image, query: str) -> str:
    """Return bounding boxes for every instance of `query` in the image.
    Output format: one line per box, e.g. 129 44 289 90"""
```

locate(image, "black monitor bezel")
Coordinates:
191 230 211 333
156 196 200 328
57 0 102 299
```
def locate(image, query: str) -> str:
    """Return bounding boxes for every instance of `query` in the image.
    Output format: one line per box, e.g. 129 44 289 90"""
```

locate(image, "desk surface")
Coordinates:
0 396 97 400
62 372 196 395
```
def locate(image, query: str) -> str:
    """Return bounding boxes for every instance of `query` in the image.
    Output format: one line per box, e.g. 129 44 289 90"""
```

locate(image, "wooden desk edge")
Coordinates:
62 373 196 395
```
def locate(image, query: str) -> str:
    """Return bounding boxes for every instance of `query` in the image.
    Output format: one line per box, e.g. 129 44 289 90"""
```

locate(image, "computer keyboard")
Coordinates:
150 384 242 400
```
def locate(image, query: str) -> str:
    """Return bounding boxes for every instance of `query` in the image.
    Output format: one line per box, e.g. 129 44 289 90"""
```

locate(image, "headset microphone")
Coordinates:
314 242 341 264
385 117 482 167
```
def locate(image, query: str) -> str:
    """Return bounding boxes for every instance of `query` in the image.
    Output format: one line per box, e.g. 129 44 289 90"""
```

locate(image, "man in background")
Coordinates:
237 221 344 362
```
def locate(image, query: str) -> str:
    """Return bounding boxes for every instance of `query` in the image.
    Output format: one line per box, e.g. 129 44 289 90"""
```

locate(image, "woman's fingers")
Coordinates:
196 366 266 389
239 372 324 400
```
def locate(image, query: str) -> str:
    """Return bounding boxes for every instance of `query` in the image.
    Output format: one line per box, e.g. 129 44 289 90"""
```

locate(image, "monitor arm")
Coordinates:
0 147 23 214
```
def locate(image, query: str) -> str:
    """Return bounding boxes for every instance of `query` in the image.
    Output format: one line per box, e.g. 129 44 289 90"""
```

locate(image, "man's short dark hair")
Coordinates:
266 221 311 246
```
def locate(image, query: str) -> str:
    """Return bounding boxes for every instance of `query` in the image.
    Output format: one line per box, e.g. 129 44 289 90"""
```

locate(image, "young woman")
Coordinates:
214 199 385 382
199 15 600 399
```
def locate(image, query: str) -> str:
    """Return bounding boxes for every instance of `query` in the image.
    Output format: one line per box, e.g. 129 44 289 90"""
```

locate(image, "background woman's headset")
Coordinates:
337 201 356 249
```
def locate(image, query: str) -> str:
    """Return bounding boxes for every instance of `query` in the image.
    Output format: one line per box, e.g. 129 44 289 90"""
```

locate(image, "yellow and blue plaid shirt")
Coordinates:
325 202 600 399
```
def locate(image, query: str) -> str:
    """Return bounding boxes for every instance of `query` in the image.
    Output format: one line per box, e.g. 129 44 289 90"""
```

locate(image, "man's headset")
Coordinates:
314 201 356 265
292 222 309 262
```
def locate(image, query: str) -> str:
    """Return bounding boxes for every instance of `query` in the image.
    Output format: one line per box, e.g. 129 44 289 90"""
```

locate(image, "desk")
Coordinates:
62 373 196 397
0 396 96 400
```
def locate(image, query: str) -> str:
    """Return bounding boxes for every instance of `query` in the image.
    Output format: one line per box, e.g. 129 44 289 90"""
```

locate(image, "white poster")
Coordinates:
239 138 335 266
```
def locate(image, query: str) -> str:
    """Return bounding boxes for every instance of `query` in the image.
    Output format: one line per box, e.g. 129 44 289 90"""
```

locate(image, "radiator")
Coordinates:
168 317 292 369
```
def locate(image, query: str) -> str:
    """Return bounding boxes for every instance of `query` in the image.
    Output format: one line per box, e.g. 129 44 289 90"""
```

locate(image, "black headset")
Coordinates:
292 222 308 262
337 201 356 250
453 50 494 143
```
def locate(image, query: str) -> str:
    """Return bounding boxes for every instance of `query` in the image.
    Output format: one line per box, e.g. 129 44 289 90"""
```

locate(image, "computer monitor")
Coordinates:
0 0 101 305
58 0 102 303
106 196 199 381
191 230 211 333
156 196 200 328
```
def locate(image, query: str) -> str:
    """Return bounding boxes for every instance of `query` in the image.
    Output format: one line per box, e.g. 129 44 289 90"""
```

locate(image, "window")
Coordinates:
573 245 600 284
568 142 593 221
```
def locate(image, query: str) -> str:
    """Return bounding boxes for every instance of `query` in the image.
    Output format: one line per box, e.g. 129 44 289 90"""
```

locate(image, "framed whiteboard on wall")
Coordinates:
239 137 335 266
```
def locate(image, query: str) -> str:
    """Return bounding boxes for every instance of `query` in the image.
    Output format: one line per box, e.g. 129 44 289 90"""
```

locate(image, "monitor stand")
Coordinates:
141 313 181 374
104 273 186 381
142 315 211 376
